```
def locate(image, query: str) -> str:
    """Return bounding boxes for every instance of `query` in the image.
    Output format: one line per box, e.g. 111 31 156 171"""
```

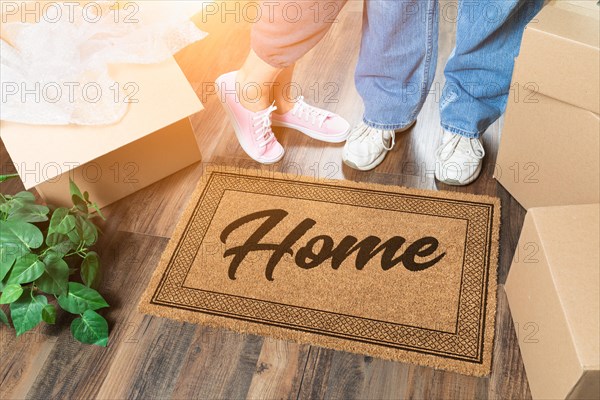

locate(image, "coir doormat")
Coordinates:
139 170 500 376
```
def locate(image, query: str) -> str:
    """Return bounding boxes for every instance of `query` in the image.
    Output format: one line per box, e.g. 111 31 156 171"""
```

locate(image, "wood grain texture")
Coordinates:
0 0 532 398
168 327 263 400
488 289 532 400
245 340 311 400
0 330 56 400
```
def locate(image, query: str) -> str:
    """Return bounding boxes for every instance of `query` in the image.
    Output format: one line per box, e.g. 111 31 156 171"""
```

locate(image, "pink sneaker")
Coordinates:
215 71 284 164
271 96 350 143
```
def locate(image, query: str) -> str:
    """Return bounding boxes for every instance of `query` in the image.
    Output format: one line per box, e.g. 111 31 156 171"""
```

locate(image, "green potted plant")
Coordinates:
0 175 110 346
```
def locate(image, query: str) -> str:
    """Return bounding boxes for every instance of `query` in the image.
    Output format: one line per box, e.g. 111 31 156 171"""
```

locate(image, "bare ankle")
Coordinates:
235 72 271 112
274 96 295 114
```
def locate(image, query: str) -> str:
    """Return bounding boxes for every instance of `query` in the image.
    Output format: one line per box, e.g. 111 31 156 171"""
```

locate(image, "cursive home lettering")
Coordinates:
220 209 446 281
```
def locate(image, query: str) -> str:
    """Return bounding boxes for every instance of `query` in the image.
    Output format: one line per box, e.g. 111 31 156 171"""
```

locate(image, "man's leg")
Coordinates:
434 0 543 185
440 0 544 137
356 0 439 130
344 0 439 171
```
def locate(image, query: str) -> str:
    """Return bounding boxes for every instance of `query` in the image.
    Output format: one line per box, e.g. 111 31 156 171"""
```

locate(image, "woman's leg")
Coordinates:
242 0 346 112
236 49 283 112
234 53 296 114
216 0 350 164
272 64 295 115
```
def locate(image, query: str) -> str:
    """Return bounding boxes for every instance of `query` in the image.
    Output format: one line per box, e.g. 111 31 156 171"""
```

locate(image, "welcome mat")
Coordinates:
139 170 500 376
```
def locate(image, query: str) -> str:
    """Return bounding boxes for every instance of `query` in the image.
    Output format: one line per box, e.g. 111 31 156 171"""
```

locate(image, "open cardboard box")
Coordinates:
495 1 600 209
505 204 600 400
1 56 203 208
0 1 206 208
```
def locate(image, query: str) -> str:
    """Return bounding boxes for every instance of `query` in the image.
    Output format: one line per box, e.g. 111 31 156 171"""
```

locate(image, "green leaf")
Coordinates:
0 245 19 281
12 191 35 202
42 304 56 324
70 179 88 214
80 217 98 246
72 195 88 214
81 251 99 287
69 179 84 201
0 308 9 326
36 252 69 296
67 216 97 247
7 205 49 223
67 217 85 246
0 198 26 217
7 254 45 285
91 203 106 221
48 208 76 235
0 220 44 251
0 284 23 304
46 232 68 247
0 202 9 215
71 310 108 347
9 291 47 336
57 282 109 314
45 233 73 257
7 203 49 223
0 173 19 183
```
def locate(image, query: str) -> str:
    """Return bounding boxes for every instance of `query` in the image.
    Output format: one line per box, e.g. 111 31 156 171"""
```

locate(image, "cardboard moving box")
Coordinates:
1 57 203 208
505 204 600 400
495 1 600 209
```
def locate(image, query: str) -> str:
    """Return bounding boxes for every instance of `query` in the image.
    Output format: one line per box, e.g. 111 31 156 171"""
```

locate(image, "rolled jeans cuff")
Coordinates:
363 117 414 131
440 123 482 139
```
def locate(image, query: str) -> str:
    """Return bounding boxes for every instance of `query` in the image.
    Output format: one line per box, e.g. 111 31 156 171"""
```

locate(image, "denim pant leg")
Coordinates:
440 0 544 138
355 0 439 130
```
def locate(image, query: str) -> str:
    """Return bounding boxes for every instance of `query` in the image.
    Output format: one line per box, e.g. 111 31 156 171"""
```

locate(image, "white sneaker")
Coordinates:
342 121 414 171
434 131 485 186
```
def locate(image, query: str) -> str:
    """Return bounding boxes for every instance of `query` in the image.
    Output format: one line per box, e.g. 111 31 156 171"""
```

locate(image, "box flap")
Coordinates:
0 57 203 189
514 2 600 114
552 0 600 16
541 1 599 45
530 204 600 369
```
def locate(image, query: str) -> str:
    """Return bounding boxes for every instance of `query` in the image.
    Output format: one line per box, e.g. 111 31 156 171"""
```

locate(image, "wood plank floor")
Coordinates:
0 2 531 399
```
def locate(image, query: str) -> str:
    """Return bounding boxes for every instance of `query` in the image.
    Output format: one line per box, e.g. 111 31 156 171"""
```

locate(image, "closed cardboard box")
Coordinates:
505 204 600 400
495 1 600 209
1 57 203 208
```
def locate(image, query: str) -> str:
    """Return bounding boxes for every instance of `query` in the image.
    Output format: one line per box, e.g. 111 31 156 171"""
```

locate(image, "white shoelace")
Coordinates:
252 103 278 148
435 134 485 162
349 123 395 151
291 96 332 128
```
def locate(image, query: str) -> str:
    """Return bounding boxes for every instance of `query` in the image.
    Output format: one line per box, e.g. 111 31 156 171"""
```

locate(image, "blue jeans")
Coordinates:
355 0 544 138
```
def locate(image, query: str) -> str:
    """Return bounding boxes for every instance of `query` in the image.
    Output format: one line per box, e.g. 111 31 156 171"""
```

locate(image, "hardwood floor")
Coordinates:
0 2 531 399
